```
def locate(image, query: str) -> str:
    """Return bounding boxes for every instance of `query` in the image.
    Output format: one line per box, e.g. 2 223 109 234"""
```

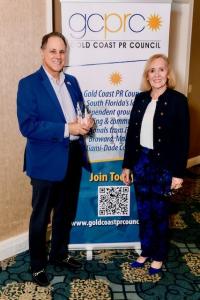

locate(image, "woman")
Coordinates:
121 54 189 275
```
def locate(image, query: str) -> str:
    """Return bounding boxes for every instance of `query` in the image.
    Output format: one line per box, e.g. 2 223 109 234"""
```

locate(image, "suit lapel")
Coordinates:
64 77 78 111
39 67 66 121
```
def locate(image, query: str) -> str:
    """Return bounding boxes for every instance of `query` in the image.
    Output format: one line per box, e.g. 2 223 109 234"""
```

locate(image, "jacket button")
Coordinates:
157 152 160 156
160 112 164 116
158 139 161 142
138 110 141 113
158 126 162 130
164 102 167 105
135 122 138 125
136 149 139 152
136 135 139 138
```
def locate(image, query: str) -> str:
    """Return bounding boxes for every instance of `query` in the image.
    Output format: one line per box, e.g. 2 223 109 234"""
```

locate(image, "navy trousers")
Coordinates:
29 141 82 272
133 147 172 261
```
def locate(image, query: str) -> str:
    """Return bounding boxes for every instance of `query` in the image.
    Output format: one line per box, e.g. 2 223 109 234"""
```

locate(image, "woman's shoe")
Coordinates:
130 261 145 268
149 261 163 275
130 257 148 268
149 266 162 275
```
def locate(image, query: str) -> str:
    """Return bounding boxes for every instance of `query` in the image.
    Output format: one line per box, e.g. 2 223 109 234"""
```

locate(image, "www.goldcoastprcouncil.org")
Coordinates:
72 219 139 227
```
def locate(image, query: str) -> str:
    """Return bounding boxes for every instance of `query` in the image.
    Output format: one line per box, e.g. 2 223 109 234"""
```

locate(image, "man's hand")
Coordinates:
121 168 132 185
79 115 95 128
68 117 94 136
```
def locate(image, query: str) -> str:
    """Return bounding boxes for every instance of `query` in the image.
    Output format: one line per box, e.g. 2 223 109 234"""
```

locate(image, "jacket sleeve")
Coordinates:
171 95 190 178
17 79 65 142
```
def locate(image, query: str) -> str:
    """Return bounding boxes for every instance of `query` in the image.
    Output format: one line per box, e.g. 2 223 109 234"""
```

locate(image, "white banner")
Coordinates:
61 1 171 162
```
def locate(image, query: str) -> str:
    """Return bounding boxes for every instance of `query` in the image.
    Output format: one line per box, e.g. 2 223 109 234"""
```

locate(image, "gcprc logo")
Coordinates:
68 12 162 39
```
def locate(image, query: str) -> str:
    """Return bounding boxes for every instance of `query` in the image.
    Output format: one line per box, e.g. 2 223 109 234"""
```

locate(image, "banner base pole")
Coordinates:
86 249 93 260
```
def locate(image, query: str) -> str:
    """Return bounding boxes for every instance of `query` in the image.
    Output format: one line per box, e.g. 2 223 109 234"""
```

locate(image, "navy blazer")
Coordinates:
17 67 90 181
123 88 190 178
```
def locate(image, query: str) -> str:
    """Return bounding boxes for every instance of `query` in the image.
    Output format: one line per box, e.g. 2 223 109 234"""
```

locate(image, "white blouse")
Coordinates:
140 99 158 149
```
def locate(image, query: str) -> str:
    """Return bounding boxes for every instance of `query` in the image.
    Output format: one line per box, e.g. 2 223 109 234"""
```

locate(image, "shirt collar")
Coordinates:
42 66 65 86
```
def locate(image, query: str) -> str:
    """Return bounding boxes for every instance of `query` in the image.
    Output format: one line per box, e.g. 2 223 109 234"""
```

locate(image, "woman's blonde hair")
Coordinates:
140 53 176 91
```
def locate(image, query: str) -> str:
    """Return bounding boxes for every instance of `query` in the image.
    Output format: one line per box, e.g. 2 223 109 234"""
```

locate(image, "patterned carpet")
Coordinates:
0 166 200 300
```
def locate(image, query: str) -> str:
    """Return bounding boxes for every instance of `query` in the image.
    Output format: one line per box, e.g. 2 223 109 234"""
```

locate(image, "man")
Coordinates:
17 32 94 286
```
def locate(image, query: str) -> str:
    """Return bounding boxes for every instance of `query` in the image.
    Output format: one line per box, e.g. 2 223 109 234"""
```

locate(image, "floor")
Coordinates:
0 166 200 299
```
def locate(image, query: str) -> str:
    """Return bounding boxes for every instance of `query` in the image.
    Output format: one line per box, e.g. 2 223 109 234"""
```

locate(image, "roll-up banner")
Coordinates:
61 0 172 249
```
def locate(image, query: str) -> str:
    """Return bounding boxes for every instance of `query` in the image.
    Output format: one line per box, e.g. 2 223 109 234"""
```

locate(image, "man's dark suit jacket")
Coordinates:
17 66 89 181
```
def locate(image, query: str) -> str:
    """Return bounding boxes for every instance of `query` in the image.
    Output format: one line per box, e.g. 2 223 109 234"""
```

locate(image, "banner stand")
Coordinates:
69 242 141 260
61 0 172 255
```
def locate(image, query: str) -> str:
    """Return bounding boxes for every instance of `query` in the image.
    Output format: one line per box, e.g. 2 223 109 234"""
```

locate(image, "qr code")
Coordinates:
98 186 130 217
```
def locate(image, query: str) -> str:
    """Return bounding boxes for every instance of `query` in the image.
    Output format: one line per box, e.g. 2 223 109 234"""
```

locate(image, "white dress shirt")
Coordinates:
43 67 78 140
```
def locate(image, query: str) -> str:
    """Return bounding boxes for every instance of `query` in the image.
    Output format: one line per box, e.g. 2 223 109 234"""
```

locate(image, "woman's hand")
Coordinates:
171 177 183 190
121 168 132 185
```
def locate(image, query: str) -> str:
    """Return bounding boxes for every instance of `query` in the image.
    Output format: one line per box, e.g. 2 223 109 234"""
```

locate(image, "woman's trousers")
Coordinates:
133 147 172 262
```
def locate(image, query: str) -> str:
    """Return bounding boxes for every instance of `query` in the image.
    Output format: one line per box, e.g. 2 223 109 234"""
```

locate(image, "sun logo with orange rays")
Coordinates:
147 14 162 31
109 72 122 85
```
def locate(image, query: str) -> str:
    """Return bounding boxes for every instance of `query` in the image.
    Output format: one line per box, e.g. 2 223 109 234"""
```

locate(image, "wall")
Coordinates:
169 0 193 95
168 0 200 160
0 0 52 243
188 0 200 158
53 0 61 31
168 0 200 159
